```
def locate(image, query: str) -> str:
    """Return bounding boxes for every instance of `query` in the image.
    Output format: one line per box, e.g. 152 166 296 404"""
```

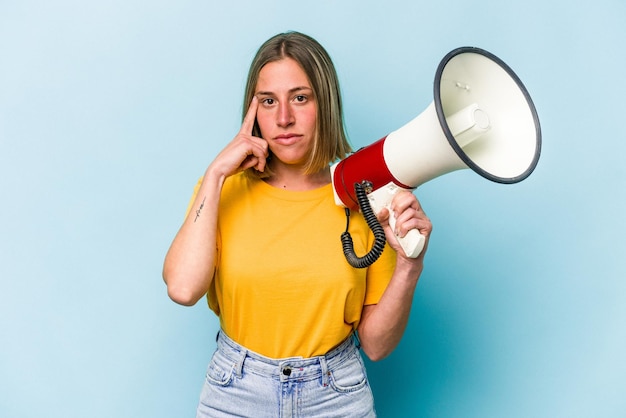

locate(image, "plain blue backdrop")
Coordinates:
1 1 625 417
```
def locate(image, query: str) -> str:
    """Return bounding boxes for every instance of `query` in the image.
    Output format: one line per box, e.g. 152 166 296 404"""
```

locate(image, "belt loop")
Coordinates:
319 355 330 387
217 330 247 377
234 346 247 378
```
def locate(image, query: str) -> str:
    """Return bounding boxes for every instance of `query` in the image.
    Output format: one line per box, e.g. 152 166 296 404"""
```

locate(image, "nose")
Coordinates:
276 102 294 127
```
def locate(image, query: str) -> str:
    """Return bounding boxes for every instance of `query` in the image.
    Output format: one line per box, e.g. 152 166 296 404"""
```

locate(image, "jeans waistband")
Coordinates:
215 330 359 384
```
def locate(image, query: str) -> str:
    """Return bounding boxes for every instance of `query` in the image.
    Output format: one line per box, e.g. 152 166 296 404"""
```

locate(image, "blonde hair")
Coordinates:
243 31 351 177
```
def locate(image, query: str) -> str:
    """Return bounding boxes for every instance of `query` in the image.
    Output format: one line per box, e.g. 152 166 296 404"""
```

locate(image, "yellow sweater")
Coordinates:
190 172 395 358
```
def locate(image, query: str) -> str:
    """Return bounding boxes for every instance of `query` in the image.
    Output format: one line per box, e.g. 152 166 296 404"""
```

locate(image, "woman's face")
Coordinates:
254 58 317 170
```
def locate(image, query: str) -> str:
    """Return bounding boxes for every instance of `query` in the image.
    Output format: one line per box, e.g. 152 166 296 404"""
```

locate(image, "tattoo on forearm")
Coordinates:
194 196 206 223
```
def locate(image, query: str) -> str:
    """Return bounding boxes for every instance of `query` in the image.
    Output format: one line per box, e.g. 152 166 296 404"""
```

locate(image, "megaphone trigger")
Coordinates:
366 183 427 259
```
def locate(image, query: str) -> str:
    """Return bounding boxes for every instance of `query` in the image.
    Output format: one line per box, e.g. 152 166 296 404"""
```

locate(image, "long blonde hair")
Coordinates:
243 31 351 177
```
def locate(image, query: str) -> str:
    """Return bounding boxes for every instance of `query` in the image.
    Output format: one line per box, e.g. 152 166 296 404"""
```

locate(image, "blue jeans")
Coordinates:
196 331 377 417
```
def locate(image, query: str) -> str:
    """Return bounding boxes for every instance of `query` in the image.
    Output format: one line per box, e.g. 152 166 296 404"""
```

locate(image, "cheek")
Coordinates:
255 112 272 137
302 109 317 132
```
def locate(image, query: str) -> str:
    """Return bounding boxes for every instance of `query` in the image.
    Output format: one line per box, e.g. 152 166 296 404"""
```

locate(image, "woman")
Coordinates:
163 31 432 417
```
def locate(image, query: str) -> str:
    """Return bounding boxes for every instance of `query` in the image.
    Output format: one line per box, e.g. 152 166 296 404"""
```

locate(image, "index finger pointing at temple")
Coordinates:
240 96 259 135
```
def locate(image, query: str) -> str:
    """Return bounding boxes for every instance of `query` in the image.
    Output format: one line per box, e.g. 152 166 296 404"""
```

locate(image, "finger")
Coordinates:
391 191 420 214
240 96 259 135
375 206 390 225
391 193 431 236
248 136 270 172
240 154 261 172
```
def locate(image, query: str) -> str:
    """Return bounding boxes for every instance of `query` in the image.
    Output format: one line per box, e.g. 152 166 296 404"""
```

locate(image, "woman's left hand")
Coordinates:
376 190 432 262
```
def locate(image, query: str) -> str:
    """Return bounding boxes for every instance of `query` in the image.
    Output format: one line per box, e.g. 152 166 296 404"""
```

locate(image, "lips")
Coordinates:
273 133 302 145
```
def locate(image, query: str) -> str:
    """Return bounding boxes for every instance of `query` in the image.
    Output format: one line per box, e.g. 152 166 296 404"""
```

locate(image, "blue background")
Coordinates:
1 1 625 417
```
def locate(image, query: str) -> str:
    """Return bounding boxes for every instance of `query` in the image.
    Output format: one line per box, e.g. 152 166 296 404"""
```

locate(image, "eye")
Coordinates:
293 95 308 103
261 98 275 106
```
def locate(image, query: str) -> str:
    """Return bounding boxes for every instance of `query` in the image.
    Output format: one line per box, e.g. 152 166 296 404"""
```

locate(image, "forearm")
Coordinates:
162 169 225 306
357 258 423 361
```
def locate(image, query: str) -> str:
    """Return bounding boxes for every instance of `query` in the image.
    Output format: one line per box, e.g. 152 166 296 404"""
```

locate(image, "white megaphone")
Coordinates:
331 47 541 264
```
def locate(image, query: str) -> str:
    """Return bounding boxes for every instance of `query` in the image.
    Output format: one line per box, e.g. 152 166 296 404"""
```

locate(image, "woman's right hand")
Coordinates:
208 96 269 178
163 97 268 306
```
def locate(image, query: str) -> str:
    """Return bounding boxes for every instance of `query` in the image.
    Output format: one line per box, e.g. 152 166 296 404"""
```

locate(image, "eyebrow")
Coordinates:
255 86 313 96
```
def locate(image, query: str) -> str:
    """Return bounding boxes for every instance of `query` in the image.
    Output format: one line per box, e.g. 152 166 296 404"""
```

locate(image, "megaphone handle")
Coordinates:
367 183 426 259
388 211 426 258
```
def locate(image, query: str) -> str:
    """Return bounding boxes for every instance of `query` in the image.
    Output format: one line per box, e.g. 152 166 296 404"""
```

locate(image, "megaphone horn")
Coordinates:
332 46 541 265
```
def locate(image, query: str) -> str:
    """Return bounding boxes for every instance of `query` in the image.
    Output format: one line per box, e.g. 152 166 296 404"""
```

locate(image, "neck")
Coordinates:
264 166 331 191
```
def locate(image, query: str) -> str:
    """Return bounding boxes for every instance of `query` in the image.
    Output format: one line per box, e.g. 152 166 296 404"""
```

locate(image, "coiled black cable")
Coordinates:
341 181 387 268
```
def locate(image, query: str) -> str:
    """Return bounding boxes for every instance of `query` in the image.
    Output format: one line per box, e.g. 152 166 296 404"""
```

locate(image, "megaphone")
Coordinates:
331 46 541 266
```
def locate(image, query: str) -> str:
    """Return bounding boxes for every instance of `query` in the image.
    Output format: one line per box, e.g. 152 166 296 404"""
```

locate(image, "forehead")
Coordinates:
256 58 312 92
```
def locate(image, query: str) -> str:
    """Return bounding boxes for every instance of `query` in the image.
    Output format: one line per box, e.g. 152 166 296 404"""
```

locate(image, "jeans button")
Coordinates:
282 367 292 376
